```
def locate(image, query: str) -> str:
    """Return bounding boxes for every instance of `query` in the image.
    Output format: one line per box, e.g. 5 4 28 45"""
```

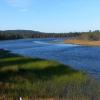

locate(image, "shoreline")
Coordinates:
0 49 100 99
64 39 100 46
0 49 88 98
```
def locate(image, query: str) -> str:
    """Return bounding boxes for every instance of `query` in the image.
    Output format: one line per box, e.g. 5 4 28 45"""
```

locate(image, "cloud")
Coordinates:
5 0 32 11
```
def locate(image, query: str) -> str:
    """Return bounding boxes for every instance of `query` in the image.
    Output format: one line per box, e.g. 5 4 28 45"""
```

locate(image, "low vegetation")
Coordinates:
65 31 100 46
64 39 100 46
0 50 100 99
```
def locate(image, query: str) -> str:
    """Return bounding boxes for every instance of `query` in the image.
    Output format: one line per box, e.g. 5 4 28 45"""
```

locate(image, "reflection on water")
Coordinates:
0 38 100 79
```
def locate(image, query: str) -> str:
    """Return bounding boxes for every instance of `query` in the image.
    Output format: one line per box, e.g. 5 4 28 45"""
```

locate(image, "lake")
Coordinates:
0 38 100 79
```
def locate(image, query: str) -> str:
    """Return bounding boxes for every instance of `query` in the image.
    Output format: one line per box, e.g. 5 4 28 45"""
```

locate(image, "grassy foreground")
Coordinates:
0 50 100 100
64 39 100 46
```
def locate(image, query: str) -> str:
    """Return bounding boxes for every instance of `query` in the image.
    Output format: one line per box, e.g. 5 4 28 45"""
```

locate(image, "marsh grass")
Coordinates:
0 50 100 99
64 39 100 46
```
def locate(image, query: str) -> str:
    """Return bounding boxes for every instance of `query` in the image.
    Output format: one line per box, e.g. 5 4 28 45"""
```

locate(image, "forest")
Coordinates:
0 30 100 41
79 30 100 41
0 30 80 40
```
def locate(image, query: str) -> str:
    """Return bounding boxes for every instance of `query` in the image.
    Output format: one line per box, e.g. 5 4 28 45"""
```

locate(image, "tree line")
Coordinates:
0 30 80 40
79 30 100 41
0 30 100 41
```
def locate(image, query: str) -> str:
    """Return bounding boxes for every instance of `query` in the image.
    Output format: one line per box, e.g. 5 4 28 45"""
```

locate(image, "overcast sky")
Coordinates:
0 0 100 32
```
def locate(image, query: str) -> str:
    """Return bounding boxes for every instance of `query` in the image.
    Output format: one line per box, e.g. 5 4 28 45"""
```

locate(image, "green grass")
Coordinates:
0 50 100 99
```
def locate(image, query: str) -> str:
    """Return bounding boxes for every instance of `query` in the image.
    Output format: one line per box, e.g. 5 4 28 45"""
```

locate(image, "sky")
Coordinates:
0 0 100 32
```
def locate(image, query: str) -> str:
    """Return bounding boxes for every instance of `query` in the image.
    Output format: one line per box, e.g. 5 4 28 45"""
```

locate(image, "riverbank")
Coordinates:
0 50 100 99
64 39 100 46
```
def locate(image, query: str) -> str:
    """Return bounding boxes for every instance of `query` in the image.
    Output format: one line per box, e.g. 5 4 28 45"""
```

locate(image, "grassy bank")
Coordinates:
0 50 100 99
64 39 100 46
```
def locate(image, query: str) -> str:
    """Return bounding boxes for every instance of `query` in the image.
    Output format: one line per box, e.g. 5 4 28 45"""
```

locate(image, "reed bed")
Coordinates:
0 50 100 100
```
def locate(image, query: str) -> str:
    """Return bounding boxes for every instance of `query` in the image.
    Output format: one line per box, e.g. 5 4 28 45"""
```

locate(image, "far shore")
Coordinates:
64 39 100 46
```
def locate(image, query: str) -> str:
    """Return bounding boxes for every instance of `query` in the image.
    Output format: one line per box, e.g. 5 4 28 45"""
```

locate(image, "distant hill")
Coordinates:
0 30 42 40
4 30 42 34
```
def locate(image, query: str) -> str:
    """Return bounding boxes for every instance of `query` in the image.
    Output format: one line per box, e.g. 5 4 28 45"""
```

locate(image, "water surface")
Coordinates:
0 38 100 79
